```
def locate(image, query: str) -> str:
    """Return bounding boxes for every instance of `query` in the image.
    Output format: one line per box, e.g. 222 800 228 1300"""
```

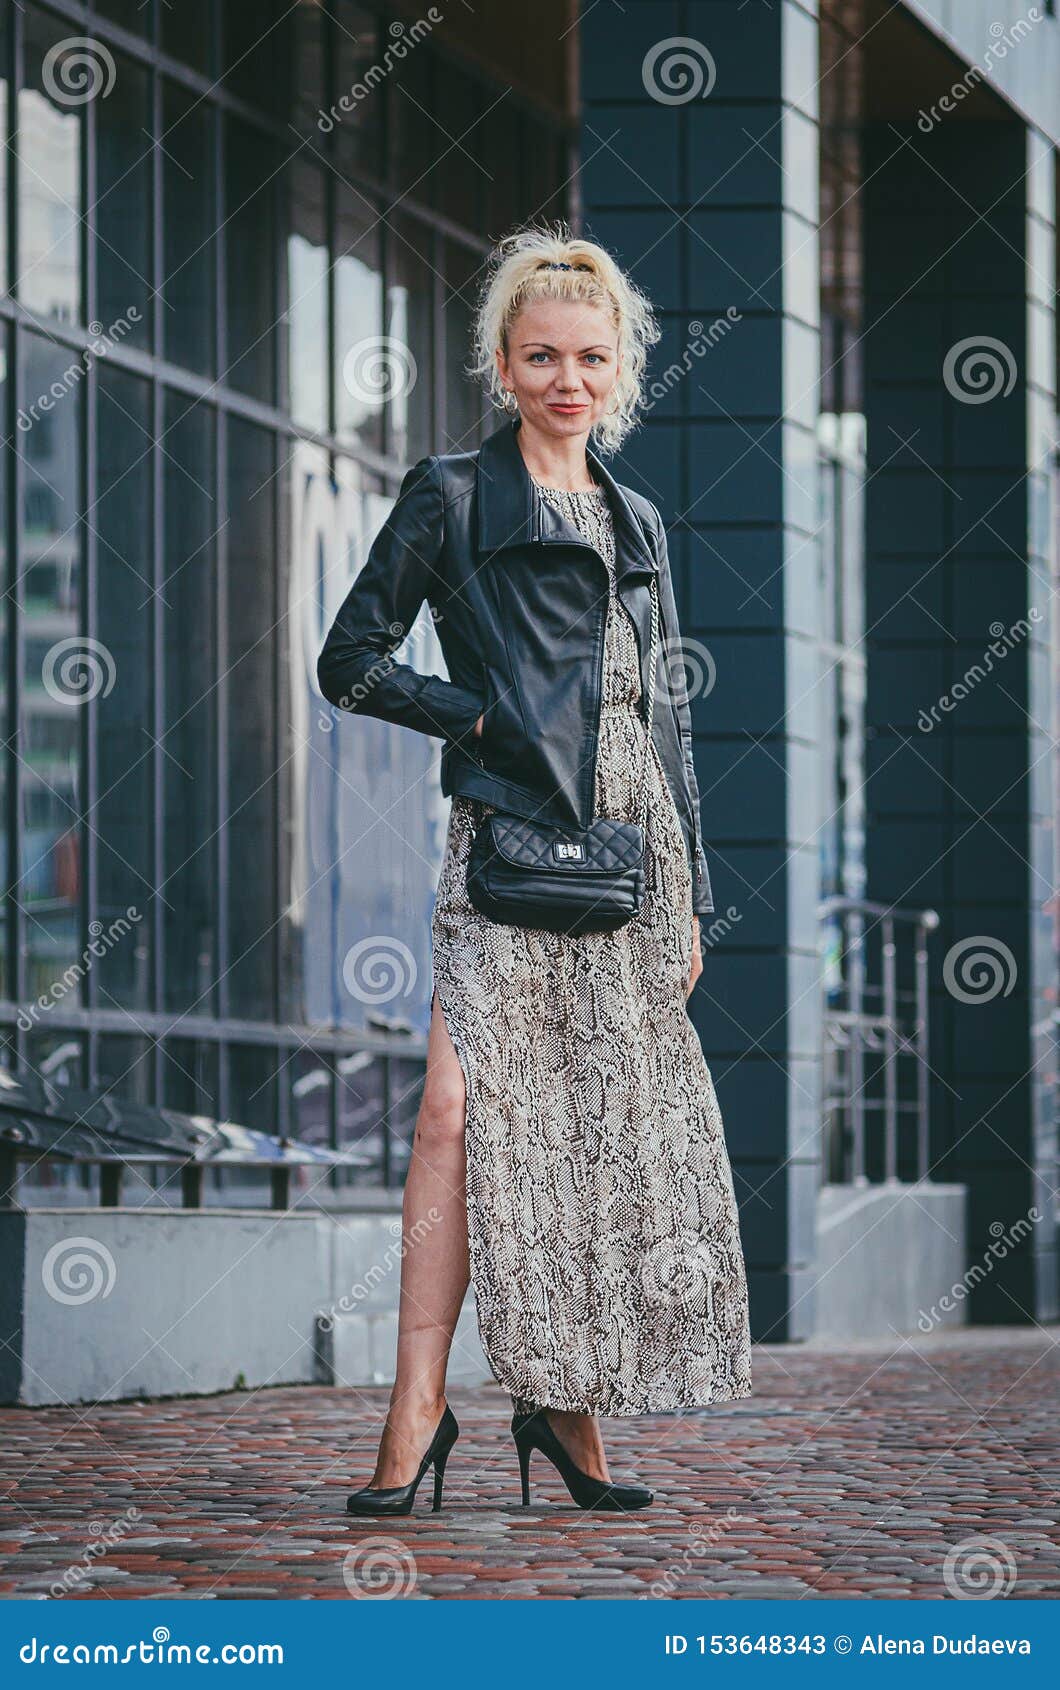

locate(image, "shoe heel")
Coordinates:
517 1438 532 1506
432 1449 450 1512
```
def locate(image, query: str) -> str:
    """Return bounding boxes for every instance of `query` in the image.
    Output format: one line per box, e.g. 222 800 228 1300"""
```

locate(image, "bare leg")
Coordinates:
365 988 614 1490
363 989 470 1488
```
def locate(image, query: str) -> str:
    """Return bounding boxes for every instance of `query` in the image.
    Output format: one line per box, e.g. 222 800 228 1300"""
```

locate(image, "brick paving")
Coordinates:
1 1329 1057 1600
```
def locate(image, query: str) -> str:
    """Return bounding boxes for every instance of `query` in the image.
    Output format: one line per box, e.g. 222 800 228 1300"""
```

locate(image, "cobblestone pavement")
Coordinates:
1 1330 1057 1600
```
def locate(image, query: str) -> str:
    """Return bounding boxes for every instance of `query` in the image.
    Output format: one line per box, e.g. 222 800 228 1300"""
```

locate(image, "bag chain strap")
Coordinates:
635 577 661 836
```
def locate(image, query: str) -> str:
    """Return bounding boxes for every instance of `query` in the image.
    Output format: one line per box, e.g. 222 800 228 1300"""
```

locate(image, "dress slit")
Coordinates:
429 481 752 1417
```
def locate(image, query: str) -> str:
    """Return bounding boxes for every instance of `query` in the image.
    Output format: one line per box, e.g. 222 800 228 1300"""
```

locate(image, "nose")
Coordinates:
553 358 584 393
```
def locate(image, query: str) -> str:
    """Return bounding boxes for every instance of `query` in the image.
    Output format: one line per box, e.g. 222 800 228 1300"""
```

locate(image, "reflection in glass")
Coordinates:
162 82 216 377
278 440 329 1026
19 12 82 322
0 329 7 1001
332 5 382 175
163 392 217 1016
221 0 282 112
285 159 328 431
20 1033 89 1206
226 418 276 1020
290 1046 332 1147
443 240 485 452
161 0 213 74
19 337 82 1003
0 9 8 291
387 216 434 466
225 117 276 401
95 51 151 347
96 1033 151 1105
95 367 153 1010
162 1039 221 1118
95 1 149 36
334 186 383 450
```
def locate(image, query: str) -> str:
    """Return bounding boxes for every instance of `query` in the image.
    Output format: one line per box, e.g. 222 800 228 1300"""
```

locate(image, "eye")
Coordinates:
527 351 552 363
583 353 604 365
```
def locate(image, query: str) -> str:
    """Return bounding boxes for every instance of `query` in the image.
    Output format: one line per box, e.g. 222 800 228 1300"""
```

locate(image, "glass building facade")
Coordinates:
0 0 568 1198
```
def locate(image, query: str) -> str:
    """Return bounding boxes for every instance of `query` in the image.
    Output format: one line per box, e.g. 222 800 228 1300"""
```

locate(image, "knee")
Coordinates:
416 1072 466 1148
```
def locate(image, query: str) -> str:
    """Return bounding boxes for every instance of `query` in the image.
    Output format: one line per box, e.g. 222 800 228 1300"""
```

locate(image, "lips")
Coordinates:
548 403 588 413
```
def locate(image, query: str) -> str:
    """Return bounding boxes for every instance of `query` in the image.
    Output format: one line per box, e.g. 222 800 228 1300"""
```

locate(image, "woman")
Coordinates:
317 224 751 1516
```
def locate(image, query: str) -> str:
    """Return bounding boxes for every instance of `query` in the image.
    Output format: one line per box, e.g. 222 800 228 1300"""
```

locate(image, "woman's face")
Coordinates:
496 299 620 440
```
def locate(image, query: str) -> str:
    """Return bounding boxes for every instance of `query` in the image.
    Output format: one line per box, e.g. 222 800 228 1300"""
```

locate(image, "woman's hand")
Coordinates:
686 917 703 998
472 714 484 739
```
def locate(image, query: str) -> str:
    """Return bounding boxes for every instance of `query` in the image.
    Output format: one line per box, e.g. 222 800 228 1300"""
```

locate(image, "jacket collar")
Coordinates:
475 416 658 578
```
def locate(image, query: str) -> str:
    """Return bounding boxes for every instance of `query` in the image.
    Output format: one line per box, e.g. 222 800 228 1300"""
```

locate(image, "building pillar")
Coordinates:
863 113 1058 1322
580 0 823 1339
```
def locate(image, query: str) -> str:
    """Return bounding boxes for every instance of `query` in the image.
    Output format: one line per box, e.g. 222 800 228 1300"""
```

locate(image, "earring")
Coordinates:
502 389 518 414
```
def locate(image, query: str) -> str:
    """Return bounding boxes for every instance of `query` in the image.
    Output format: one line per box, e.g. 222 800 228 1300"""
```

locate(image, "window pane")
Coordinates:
331 5 382 177
161 0 213 74
95 366 153 1010
162 82 216 377
389 35 433 203
334 187 382 449
443 240 484 452
19 13 83 322
163 391 217 1016
94 2 150 38
0 7 9 292
96 50 151 349
289 0 325 142
427 65 485 230
96 1035 152 1110
221 0 282 113
0 327 8 1000
20 336 82 1003
162 1038 220 1117
284 158 327 431
225 117 276 403
387 215 434 466
228 1043 279 1129
226 418 276 1020
278 440 328 1025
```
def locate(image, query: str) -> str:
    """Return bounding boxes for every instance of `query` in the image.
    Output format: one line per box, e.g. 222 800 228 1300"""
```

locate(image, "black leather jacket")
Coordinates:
317 417 714 916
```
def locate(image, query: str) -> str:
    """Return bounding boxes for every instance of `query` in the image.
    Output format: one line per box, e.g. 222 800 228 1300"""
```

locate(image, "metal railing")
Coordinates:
819 897 940 1185
0 1068 370 1211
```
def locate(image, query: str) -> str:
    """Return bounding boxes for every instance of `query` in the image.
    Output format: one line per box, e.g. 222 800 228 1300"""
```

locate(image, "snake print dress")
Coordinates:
430 481 752 1417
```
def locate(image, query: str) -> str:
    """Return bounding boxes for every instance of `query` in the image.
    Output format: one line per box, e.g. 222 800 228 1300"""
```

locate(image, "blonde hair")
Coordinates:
469 222 660 454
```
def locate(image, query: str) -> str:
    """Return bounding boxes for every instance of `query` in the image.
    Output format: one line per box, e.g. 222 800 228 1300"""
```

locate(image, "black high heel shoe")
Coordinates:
512 1409 653 1512
346 1403 459 1516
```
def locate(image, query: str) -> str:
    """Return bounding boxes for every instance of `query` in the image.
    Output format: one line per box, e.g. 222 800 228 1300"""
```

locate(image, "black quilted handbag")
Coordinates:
466 579 660 936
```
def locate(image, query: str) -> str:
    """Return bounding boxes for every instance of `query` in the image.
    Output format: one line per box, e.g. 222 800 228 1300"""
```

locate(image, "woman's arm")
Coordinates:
316 455 484 746
649 508 714 920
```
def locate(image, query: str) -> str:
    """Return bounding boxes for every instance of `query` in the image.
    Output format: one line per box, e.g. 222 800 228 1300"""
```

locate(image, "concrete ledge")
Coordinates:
811 1181 968 1342
0 1207 494 1406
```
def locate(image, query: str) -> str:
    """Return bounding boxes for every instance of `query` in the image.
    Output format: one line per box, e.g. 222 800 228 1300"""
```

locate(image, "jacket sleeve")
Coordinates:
316 455 484 746
649 507 715 919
